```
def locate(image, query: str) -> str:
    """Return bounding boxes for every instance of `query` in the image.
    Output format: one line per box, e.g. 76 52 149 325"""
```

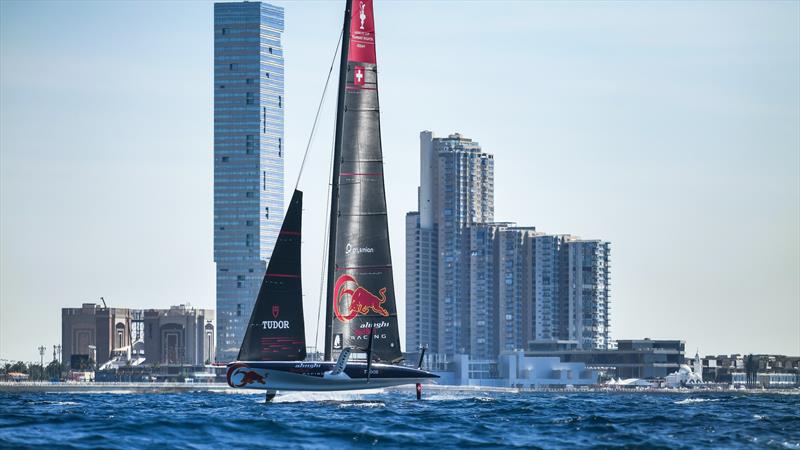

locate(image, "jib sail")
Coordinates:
238 190 306 361
324 0 403 364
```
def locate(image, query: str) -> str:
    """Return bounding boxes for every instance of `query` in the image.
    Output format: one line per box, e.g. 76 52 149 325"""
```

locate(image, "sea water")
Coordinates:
1 390 798 448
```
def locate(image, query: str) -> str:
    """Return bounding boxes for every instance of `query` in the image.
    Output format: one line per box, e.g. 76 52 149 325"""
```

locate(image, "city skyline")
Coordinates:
1 1 799 362
406 131 611 360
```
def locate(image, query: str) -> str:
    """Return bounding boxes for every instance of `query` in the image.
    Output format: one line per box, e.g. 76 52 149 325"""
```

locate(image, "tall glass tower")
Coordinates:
214 2 285 362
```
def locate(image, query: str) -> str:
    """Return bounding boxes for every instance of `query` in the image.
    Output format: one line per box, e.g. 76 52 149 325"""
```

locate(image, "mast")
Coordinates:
324 0 352 361
324 0 403 364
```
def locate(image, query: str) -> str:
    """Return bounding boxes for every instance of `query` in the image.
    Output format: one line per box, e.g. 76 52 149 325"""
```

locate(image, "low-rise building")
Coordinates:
62 303 132 368
525 338 685 379
143 305 215 366
62 303 215 369
705 354 799 387
499 352 598 387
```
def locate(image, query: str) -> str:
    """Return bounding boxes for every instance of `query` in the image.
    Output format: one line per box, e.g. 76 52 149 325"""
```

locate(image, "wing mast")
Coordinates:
324 0 353 361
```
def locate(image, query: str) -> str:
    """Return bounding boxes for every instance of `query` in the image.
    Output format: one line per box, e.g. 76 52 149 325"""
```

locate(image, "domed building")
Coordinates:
665 351 704 387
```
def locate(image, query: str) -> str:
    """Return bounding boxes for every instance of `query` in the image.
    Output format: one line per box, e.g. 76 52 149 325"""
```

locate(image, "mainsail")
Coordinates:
324 0 403 363
238 190 306 361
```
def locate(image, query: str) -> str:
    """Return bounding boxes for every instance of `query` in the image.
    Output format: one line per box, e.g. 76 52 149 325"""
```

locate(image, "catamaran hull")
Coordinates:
227 361 438 392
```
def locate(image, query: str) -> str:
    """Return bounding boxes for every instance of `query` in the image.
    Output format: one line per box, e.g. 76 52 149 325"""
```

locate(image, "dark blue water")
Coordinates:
1 390 798 448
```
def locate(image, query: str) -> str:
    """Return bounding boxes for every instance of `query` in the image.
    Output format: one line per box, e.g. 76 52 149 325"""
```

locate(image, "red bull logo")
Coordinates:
334 274 389 322
227 364 267 388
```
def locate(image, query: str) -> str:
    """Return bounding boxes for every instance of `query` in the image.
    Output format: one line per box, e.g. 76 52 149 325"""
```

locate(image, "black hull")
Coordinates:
227 361 438 392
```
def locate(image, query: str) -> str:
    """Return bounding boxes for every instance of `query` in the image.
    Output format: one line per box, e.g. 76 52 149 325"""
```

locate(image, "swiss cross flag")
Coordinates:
354 66 365 86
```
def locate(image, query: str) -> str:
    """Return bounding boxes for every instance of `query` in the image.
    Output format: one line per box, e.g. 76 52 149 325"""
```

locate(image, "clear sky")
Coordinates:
1 1 798 363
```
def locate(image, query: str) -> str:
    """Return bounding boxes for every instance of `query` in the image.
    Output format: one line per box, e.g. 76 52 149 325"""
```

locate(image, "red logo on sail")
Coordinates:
334 274 389 322
272 305 280 319
354 66 365 86
348 0 375 64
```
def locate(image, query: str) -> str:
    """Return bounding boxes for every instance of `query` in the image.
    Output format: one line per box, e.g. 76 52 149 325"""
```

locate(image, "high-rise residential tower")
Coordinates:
566 240 611 350
529 234 573 342
496 226 539 353
406 131 494 357
214 2 285 362
468 223 503 360
405 212 438 353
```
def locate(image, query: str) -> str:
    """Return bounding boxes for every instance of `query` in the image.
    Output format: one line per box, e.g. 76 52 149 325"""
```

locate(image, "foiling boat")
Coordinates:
226 0 438 402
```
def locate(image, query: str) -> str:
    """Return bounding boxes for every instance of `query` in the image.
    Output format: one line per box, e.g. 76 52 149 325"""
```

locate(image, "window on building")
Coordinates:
246 78 254 84
278 138 282 157
263 107 266 133
263 171 266 190
246 220 253 226
219 85 225 89
221 156 229 162
265 207 269 219
229 63 237 71
265 72 270 78
246 191 254 198
278 96 282 108
269 47 273 54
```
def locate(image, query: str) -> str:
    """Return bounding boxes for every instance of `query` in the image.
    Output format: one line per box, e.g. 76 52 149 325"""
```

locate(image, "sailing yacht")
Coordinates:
226 0 438 400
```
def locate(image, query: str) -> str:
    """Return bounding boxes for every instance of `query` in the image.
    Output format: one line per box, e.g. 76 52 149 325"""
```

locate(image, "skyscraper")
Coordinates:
496 226 539 353
468 223 503 360
214 2 285 362
406 131 494 356
529 234 573 342
566 240 611 350
405 212 438 353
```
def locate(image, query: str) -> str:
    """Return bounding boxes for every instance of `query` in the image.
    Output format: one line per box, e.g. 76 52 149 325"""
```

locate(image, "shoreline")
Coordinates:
1 381 797 395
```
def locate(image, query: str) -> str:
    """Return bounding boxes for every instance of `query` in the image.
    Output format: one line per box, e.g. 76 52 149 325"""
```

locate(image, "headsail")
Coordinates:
325 0 403 363
238 190 306 361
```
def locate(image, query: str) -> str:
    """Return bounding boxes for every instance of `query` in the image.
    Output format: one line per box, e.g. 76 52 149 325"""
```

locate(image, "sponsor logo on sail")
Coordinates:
334 274 389 322
262 304 289 329
345 242 373 255
262 320 290 330
353 321 389 340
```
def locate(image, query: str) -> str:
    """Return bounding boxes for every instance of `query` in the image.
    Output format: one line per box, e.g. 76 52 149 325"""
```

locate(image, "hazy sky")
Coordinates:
1 1 798 363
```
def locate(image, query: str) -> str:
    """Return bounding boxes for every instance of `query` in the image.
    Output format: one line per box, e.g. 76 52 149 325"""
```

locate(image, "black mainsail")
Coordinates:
238 190 306 361
324 0 403 363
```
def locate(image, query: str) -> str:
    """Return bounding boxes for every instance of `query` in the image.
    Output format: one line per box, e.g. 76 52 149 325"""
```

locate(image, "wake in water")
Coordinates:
269 389 385 404
674 397 721 404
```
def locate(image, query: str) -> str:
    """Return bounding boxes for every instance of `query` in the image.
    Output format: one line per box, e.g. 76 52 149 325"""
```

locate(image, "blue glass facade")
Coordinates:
214 2 284 362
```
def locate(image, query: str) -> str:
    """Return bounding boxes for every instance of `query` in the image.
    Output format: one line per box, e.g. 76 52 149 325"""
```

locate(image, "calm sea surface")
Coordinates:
1 390 798 449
